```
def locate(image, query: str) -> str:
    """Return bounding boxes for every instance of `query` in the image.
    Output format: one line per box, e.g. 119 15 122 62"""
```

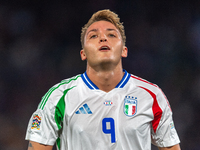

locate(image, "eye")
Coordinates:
108 34 116 37
90 34 97 39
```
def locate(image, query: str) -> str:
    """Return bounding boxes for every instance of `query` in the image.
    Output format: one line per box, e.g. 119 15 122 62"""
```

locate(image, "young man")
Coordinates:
26 9 181 150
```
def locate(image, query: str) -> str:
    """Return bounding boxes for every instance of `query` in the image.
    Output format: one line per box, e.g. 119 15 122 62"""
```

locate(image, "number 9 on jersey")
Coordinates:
102 118 116 143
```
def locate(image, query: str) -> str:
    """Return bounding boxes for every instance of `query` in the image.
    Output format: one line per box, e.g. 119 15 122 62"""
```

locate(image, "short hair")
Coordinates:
81 9 126 48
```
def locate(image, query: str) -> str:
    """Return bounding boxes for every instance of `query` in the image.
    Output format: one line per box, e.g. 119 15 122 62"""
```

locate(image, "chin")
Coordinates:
100 58 114 64
100 59 120 66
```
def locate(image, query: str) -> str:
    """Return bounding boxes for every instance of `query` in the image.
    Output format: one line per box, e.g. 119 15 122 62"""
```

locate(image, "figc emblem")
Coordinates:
124 96 137 117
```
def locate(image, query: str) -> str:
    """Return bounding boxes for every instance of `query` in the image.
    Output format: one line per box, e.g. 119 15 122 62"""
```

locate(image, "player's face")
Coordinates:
80 21 127 68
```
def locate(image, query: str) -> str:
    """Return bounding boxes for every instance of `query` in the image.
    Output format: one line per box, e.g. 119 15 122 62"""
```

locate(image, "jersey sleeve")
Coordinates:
25 85 63 145
151 88 180 147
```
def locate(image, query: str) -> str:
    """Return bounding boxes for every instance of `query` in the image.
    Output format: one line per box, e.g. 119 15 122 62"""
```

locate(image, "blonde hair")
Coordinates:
81 9 126 48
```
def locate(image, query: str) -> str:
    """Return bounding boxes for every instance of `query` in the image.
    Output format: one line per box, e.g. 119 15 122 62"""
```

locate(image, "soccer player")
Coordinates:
25 9 181 150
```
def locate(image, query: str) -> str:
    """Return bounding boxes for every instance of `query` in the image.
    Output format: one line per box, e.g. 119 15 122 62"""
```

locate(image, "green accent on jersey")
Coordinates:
54 86 75 149
38 75 80 110
56 137 61 150
55 86 75 129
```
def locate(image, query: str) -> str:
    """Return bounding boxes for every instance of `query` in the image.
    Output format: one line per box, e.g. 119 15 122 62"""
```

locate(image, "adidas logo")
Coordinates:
75 103 92 114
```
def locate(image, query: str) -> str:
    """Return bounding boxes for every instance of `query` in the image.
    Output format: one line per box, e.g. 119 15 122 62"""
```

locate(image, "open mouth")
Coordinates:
99 46 110 51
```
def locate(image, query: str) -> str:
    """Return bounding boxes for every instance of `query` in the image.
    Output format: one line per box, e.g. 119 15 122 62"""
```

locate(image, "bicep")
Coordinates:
158 144 181 150
28 141 53 150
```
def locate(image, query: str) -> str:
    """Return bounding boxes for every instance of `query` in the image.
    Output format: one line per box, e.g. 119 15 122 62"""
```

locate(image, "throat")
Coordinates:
87 69 124 92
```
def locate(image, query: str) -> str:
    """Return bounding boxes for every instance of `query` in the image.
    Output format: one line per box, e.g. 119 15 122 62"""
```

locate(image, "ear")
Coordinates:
121 46 128 58
80 49 87 61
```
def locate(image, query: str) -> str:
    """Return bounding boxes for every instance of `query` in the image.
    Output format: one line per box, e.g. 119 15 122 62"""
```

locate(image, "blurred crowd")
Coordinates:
0 1 200 150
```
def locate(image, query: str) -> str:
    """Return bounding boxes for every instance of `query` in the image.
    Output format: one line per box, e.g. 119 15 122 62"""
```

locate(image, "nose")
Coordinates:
100 38 107 42
99 34 107 43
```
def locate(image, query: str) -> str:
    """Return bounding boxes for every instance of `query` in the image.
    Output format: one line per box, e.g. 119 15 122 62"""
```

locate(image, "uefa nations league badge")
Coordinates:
124 96 137 117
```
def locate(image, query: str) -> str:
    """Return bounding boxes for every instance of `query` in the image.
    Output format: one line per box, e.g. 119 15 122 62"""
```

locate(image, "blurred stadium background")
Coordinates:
0 0 200 149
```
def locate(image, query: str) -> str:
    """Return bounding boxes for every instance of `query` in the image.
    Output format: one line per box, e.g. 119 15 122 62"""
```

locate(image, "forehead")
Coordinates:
86 21 118 33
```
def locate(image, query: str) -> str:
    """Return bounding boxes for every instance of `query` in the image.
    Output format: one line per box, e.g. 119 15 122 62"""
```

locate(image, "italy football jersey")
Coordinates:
25 70 180 150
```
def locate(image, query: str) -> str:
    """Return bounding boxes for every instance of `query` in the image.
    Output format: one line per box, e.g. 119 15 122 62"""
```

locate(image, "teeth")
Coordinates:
101 46 109 50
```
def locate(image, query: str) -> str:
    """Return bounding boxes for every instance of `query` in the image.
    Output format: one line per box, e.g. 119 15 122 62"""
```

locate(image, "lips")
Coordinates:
99 45 110 51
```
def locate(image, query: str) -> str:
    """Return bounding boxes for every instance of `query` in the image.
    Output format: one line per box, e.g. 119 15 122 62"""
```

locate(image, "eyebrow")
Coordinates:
86 28 119 36
107 28 118 32
86 29 98 36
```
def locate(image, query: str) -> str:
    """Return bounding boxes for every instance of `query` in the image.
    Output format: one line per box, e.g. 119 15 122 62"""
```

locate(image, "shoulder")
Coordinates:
129 74 158 90
129 73 171 110
59 74 82 89
128 74 166 100
52 74 82 91
51 74 82 97
38 74 82 110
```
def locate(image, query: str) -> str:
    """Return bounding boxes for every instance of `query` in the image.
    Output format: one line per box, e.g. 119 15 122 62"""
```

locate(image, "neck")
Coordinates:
86 65 124 92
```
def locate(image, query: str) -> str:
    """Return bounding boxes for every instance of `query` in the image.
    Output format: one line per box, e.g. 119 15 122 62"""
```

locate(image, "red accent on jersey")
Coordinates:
131 75 172 111
139 86 163 133
131 75 157 87
158 87 172 111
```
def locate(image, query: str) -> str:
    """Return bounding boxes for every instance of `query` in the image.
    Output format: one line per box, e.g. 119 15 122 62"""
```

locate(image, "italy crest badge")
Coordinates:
124 96 137 117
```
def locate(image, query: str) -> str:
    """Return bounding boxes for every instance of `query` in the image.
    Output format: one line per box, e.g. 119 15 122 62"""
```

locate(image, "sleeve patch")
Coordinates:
170 122 175 130
31 114 41 130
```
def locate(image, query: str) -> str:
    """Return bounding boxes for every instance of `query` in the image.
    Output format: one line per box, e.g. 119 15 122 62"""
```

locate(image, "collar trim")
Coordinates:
81 69 130 90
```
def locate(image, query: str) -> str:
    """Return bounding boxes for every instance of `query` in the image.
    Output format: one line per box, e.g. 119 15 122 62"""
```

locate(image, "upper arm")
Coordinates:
28 141 53 150
158 144 181 150
25 86 64 148
151 88 180 147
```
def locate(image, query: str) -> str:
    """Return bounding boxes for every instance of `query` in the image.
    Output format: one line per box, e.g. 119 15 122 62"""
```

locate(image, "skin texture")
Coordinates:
80 21 128 92
81 21 127 68
159 144 181 150
27 141 53 150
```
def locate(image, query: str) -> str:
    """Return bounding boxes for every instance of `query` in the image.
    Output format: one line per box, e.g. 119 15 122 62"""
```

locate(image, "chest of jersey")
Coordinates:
64 84 154 148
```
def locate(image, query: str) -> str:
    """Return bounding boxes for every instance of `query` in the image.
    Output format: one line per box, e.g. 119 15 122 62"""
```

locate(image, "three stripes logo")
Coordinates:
75 103 92 114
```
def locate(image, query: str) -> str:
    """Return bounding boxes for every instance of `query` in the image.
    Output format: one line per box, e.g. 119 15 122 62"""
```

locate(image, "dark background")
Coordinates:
0 0 200 149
